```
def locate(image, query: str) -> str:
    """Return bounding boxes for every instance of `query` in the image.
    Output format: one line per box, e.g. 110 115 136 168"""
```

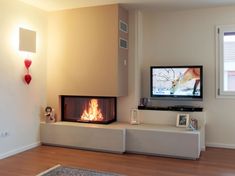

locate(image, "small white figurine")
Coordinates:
44 106 55 123
188 118 198 131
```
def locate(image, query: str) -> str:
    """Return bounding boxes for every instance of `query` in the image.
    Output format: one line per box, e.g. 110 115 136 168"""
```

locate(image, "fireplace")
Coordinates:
61 96 116 124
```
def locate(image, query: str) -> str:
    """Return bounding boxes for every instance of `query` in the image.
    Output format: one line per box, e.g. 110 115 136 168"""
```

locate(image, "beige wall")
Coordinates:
117 10 142 122
118 6 128 96
141 6 235 148
0 0 47 159
47 5 128 120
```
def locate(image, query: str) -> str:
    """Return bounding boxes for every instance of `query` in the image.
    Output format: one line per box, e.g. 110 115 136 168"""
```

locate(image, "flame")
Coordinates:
81 99 104 121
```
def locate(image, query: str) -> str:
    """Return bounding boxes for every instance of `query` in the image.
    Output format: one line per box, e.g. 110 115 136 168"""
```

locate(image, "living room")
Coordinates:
1 0 235 175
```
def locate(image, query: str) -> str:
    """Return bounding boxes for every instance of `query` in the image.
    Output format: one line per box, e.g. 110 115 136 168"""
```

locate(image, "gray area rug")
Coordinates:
37 164 124 176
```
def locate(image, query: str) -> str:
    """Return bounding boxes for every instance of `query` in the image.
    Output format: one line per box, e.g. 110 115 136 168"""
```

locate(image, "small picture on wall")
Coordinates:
176 114 189 127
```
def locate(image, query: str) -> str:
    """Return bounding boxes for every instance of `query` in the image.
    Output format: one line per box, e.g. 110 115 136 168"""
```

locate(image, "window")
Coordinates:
216 25 235 97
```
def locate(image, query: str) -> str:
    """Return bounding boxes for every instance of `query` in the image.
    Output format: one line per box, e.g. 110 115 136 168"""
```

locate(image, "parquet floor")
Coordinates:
0 145 235 176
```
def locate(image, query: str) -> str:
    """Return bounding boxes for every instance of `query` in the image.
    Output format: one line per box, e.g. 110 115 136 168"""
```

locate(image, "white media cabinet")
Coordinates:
40 110 206 159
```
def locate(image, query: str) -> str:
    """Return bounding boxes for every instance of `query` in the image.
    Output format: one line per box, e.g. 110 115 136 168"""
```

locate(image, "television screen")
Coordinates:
150 66 203 100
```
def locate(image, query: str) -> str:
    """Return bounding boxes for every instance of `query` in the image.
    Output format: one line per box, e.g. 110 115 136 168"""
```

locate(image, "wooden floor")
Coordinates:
0 146 235 176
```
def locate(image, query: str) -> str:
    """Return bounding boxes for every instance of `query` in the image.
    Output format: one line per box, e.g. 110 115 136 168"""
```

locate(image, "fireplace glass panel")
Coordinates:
61 96 116 124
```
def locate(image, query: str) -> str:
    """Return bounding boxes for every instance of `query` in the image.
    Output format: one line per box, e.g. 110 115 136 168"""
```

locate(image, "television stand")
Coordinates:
138 105 203 112
168 105 203 112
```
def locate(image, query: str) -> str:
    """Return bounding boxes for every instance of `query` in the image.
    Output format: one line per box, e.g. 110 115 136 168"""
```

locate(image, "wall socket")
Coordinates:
0 131 9 138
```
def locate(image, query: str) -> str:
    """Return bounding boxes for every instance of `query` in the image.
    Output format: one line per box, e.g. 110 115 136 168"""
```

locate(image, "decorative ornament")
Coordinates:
24 58 32 85
24 59 32 69
44 106 55 123
24 73 32 84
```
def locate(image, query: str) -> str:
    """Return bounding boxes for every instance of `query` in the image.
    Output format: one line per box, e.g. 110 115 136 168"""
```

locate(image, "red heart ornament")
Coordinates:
24 59 32 69
24 74 32 84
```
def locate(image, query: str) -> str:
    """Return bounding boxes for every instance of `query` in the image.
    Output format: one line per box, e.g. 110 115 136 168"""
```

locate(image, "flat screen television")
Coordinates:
150 65 203 100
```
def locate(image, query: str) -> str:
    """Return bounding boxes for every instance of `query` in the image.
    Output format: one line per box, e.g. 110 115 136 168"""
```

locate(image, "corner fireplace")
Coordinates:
61 96 116 124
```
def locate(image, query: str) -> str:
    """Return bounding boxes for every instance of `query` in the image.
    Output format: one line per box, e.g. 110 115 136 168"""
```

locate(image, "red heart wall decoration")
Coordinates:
24 74 32 84
24 59 32 69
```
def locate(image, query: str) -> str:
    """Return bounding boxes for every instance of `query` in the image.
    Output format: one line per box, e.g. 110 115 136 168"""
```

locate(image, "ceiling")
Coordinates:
19 0 235 12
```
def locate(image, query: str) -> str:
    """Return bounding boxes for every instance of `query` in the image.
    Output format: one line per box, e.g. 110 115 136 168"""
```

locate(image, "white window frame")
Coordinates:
216 25 235 98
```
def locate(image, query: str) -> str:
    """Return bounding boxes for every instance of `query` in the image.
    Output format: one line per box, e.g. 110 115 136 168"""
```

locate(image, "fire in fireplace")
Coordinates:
81 99 104 121
61 96 116 124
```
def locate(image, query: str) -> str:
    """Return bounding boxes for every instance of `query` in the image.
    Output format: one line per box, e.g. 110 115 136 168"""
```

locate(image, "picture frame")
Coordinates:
176 114 189 127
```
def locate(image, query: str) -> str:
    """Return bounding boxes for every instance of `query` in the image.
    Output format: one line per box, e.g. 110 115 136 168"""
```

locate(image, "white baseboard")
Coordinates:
206 143 235 149
0 141 41 160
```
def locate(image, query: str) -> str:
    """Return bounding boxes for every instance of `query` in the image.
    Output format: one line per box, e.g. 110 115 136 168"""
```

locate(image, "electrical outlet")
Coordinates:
0 131 9 137
4 131 9 137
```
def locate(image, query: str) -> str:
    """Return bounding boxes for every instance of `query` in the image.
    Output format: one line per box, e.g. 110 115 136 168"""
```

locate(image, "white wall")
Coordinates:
141 6 235 148
0 0 47 159
1 2 234 159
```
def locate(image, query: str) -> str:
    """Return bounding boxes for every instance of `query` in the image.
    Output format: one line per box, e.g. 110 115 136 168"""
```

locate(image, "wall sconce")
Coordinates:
19 28 36 85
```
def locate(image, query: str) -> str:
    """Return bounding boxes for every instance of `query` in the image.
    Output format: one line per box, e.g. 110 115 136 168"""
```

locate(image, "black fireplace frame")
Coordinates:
61 95 117 124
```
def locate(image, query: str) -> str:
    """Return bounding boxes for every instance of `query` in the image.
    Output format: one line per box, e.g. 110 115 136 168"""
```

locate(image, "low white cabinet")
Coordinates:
40 120 202 159
125 124 200 159
138 110 206 151
41 122 126 153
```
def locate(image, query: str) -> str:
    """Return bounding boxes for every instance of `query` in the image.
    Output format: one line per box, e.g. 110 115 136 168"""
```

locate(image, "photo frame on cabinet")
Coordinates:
176 114 189 127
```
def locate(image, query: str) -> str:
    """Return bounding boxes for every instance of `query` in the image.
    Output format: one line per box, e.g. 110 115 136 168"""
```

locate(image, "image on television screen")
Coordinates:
151 67 202 97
